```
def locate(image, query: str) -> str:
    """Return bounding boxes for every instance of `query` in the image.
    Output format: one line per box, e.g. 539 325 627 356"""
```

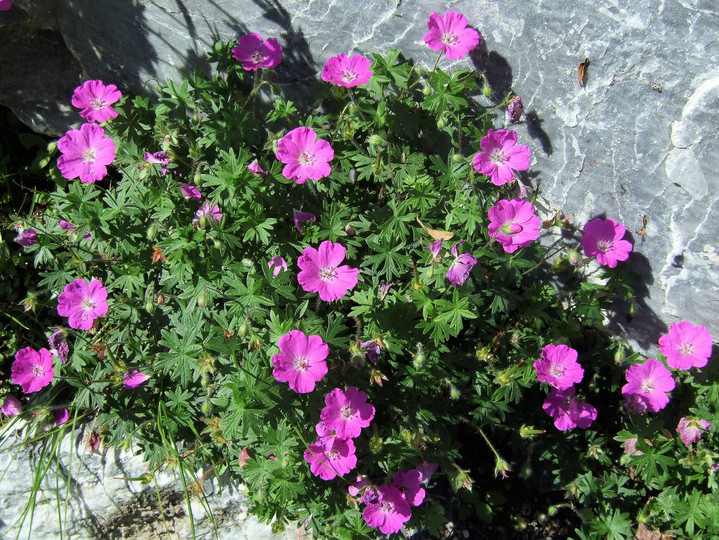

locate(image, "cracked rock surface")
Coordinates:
1 1 717 346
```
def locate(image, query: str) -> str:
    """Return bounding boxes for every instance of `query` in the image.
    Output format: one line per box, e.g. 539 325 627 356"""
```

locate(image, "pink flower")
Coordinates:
472 129 531 186
238 446 252 469
293 209 317 232
320 386 375 439
57 123 116 184
123 370 150 388
542 387 597 431
315 421 339 445
488 198 541 253
1 395 21 416
321 54 373 87
57 278 109 330
362 485 412 535
533 344 584 390
507 96 524 123
297 241 359 301
193 201 222 225
621 358 675 413
304 437 357 481
247 159 267 175
622 393 649 415
11 347 54 394
144 151 171 175
276 127 334 184
623 438 644 456
423 11 480 60
393 469 426 507
271 330 329 393
181 183 202 200
268 256 288 278
58 221 92 239
580 218 633 268
445 240 477 286
0 0 11 11
14 228 37 247
348 475 368 497
48 329 69 364
676 417 713 447
71 80 122 123
416 462 438 486
54 408 69 426
231 33 282 71
658 321 713 370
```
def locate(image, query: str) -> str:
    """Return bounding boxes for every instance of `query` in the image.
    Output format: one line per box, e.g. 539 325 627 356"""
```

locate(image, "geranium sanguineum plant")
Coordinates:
71 79 122 123
297 241 359 301
57 278 109 331
322 54 373 87
621 358 675 413
472 129 531 186
11 347 54 394
57 123 116 184
423 11 480 60
445 240 477 286
320 387 375 439
271 330 329 393
276 127 334 183
231 33 282 70
658 321 713 370
676 417 713 447
580 217 633 268
304 437 357 481
533 344 584 390
488 198 541 253
542 387 597 431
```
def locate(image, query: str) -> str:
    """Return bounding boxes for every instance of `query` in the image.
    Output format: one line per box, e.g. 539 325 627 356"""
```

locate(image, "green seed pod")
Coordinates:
199 215 207 228
451 153 465 163
348 103 357 114
436 118 446 130
368 134 384 146
368 435 383 453
145 301 155 314
201 373 210 388
238 322 249 338
422 84 432 96
483 85 492 98
201 401 212 416
146 223 157 240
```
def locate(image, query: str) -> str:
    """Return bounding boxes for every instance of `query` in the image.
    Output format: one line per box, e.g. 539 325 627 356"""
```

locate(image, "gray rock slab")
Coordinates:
1 1 716 345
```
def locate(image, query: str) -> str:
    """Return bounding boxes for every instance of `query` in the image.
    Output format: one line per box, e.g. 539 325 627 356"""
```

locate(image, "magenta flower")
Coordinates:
0 0 11 11
533 344 584 390
123 370 150 389
416 462 438 486
48 328 69 364
542 387 597 431
304 437 357 481
580 218 633 268
315 421 339 446
676 417 713 447
71 80 122 123
193 201 222 225
297 241 359 301
180 183 202 200
488 198 541 253
247 159 267 175
320 386 375 439
445 240 477 286
11 347 54 394
359 339 381 364
472 129 531 186
54 408 69 426
293 209 317 232
322 54 373 87
276 127 334 183
621 358 675 413
423 11 480 60
57 278 109 331
1 395 21 416
268 256 288 278
429 238 443 261
348 475 368 497
507 96 524 123
231 33 282 71
14 228 37 247
272 330 329 393
362 485 412 535
57 123 116 184
59 220 74 231
144 151 171 175
393 470 426 507
658 321 713 370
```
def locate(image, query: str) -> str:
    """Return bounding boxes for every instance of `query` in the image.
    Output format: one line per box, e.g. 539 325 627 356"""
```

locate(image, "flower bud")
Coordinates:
368 134 384 146
348 102 357 113
145 301 155 314
198 291 207 309
369 435 383 453
201 401 212 416
238 322 249 338
451 153 465 163
476 345 492 361
449 385 461 400
436 118 446 130
422 84 432 96
193 170 202 186
199 215 207 228
201 373 210 388
519 425 545 438
401 429 414 445
449 468 473 491
146 223 157 240
483 85 492 98
213 239 222 249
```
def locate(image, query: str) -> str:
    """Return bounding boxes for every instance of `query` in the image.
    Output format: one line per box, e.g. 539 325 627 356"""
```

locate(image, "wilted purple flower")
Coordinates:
445 240 477 286
676 417 713 447
430 239 443 261
380 282 392 300
248 159 267 175
293 209 316 232
268 256 288 277
54 408 69 426
144 151 172 175
123 370 150 389
507 96 524 123
193 201 222 225
48 329 69 364
14 228 37 247
181 183 202 200
360 339 381 364
1 395 22 416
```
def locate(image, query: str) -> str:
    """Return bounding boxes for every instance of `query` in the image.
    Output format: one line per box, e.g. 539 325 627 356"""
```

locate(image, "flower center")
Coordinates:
81 297 95 312
597 240 613 252
441 32 458 46
679 342 694 355
298 151 316 166
32 364 44 378
341 68 357 82
381 499 395 514
640 379 655 393
550 365 565 378
501 222 523 235
82 148 97 163
340 405 354 419
326 448 339 460
251 49 264 63
294 356 309 371
90 97 106 110
490 149 506 165
319 266 337 281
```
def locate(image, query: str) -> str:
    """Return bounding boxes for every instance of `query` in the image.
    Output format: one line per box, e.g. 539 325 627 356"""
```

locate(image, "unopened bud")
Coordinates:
519 425 545 438
146 223 157 240
368 134 384 146
348 103 357 114
369 435 383 453
436 118 446 130
201 401 212 416
449 386 461 400
483 85 492 98
193 170 202 186
451 153 465 163
238 322 249 338
145 301 155 314
422 85 432 96
401 429 414 445
198 291 207 309
199 215 207 228
213 239 221 249
201 373 210 388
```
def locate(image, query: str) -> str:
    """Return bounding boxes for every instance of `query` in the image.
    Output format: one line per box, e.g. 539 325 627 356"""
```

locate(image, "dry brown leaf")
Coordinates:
635 522 675 540
416 217 454 241
578 58 590 87
636 214 648 236
152 245 167 264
